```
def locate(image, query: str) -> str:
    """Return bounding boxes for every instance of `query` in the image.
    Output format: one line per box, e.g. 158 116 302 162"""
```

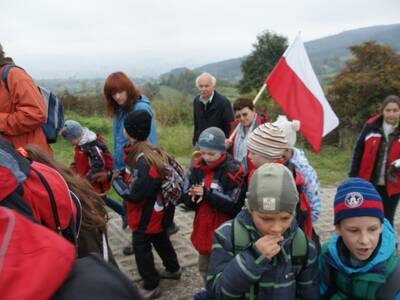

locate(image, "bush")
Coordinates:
152 96 193 127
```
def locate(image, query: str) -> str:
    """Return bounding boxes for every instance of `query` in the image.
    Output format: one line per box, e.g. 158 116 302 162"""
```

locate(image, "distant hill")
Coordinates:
161 24 400 83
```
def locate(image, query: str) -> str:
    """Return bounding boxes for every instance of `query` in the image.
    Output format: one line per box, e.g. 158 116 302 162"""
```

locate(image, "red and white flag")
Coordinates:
265 35 339 153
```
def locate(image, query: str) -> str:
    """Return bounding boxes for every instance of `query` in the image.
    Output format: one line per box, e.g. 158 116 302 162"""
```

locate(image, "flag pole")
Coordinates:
227 83 267 143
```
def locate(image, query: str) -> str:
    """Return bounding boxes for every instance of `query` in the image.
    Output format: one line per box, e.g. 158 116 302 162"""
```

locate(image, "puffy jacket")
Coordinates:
350 114 400 196
291 147 321 223
112 148 165 234
112 95 157 170
319 219 400 300
0 207 76 300
72 131 113 193
207 208 320 300
182 153 244 255
0 63 51 154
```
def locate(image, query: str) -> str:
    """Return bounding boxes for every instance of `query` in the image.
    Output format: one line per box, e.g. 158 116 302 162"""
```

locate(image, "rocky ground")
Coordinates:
107 187 400 299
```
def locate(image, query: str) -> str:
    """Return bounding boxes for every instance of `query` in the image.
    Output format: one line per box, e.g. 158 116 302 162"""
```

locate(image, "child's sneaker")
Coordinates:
138 286 161 299
159 268 181 280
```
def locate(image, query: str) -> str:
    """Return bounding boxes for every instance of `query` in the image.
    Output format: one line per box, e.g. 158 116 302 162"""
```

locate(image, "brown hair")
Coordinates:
233 96 255 112
381 95 400 112
125 142 170 178
24 144 108 233
103 71 141 117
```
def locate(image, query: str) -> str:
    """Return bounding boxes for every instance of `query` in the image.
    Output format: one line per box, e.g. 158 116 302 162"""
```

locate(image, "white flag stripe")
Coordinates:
283 35 339 136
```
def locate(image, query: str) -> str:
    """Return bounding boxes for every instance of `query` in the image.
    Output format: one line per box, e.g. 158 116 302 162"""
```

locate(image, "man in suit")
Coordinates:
192 72 234 146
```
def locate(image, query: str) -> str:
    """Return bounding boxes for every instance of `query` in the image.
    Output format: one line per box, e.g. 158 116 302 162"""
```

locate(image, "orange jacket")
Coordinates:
0 65 51 154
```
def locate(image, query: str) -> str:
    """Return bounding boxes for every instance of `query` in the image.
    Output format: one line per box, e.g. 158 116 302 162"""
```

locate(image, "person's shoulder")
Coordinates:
213 90 230 102
7 65 33 82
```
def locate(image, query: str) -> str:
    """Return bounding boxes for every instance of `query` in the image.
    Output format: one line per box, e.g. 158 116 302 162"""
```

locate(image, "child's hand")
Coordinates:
189 185 203 203
254 235 283 260
191 185 204 197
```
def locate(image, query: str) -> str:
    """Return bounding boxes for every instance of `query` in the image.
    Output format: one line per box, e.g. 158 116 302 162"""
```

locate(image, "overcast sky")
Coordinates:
1 0 399 79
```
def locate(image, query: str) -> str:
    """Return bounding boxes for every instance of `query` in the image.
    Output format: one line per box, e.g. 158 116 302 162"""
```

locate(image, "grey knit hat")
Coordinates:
0 43 4 58
246 163 298 214
198 127 226 153
60 120 83 141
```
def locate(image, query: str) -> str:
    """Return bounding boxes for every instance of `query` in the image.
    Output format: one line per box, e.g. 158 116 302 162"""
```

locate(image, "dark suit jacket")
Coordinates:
192 90 234 145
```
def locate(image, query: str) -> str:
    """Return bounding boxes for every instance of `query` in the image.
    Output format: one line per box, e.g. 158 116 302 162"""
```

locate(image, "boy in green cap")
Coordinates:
206 163 320 299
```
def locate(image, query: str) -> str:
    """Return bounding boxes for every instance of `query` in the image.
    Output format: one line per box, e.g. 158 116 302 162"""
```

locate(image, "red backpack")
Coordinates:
0 137 81 244
0 207 76 300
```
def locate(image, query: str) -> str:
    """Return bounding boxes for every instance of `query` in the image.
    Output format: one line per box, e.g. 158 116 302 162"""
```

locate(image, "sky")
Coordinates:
1 0 399 79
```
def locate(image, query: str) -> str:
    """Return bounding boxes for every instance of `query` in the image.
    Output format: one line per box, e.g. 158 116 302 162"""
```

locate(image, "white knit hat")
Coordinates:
273 115 300 148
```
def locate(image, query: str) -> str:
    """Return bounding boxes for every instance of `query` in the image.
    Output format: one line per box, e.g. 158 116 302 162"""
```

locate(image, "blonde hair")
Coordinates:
126 142 170 178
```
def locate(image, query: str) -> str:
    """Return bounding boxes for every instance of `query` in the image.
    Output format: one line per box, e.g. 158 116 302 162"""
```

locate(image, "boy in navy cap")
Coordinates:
319 177 400 299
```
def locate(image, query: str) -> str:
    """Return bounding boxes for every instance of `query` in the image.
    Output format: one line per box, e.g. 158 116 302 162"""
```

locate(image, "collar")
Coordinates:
200 91 214 104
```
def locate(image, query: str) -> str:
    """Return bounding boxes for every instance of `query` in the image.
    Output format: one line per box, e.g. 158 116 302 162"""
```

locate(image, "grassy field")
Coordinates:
54 112 351 187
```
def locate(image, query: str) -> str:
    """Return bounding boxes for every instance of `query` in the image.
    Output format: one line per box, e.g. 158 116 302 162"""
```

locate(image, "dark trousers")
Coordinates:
163 205 175 229
133 231 180 290
376 185 400 225
102 195 124 216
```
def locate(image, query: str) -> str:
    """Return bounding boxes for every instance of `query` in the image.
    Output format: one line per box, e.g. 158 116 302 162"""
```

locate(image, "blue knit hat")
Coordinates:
334 178 384 224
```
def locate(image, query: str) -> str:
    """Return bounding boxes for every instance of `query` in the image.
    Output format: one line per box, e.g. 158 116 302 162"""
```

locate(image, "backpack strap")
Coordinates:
30 167 62 235
232 218 256 300
232 217 251 253
1 64 24 91
291 228 309 273
376 257 400 300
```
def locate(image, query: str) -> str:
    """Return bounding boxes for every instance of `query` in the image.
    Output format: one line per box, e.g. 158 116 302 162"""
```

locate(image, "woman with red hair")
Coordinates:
104 71 157 171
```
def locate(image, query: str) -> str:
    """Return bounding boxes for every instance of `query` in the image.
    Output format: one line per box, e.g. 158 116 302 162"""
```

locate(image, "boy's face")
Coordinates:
335 216 382 261
248 151 277 168
200 148 223 165
250 210 293 237
70 136 81 146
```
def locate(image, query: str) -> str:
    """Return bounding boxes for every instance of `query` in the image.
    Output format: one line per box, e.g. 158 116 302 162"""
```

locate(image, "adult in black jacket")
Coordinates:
192 72 234 145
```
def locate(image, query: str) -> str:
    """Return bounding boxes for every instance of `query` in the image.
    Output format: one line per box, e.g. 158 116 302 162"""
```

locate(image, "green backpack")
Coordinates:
231 218 309 300
323 246 400 300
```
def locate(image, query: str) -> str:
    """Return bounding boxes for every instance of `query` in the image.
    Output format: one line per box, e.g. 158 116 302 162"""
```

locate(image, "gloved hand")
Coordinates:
91 171 109 184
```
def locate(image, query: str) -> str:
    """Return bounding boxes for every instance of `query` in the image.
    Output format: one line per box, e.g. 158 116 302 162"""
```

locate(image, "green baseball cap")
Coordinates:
246 163 298 213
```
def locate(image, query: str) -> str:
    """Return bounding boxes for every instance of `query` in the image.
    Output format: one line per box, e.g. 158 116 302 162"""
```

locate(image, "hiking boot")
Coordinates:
158 268 181 280
138 286 161 299
122 245 134 256
166 223 180 236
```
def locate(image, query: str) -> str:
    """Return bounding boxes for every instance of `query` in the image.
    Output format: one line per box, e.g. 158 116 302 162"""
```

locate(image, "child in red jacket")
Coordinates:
112 109 180 299
60 120 123 216
182 126 244 299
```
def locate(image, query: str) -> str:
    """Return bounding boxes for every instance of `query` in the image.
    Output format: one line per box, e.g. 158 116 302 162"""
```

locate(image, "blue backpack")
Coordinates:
1 64 64 143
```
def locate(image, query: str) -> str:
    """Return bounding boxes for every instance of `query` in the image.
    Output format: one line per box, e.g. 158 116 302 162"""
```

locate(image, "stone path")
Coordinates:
107 187 400 299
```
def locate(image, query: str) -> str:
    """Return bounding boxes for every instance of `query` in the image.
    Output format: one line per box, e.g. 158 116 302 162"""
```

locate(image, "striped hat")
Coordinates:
247 123 288 159
334 178 384 224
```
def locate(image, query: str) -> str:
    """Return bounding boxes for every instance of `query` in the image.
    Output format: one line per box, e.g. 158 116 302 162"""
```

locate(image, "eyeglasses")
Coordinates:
235 112 249 119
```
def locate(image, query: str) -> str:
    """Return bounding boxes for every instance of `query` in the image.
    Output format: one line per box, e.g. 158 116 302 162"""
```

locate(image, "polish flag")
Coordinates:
265 35 339 153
